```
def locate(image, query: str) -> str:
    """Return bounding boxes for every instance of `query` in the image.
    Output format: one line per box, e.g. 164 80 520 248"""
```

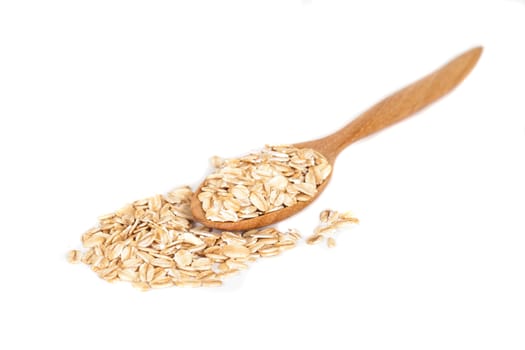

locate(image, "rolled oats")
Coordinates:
68 186 302 290
199 145 332 222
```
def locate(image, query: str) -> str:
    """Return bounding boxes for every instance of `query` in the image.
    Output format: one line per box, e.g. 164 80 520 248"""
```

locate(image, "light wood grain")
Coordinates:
191 46 483 230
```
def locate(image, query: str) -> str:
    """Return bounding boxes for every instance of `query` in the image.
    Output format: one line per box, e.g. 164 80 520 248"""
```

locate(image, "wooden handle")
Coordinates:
318 47 482 159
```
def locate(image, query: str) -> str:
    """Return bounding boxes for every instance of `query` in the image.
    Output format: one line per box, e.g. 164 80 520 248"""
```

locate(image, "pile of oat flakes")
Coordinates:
198 145 332 222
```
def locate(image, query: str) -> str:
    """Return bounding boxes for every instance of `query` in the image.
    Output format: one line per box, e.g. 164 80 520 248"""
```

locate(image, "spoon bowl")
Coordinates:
191 46 483 231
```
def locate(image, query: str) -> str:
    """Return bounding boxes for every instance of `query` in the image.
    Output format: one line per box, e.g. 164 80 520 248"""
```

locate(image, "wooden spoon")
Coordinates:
191 46 483 231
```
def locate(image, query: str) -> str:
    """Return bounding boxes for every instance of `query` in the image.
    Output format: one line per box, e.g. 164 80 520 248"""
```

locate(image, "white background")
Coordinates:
1 1 524 349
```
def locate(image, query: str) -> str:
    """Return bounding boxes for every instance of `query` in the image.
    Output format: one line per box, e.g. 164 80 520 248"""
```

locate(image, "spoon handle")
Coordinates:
319 46 482 159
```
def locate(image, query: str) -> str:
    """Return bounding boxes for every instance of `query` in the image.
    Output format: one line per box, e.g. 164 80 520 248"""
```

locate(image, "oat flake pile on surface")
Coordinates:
68 186 308 291
198 145 332 222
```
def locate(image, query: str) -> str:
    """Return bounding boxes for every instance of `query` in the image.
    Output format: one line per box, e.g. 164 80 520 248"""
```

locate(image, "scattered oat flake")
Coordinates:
67 250 81 264
306 235 324 245
307 209 358 246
